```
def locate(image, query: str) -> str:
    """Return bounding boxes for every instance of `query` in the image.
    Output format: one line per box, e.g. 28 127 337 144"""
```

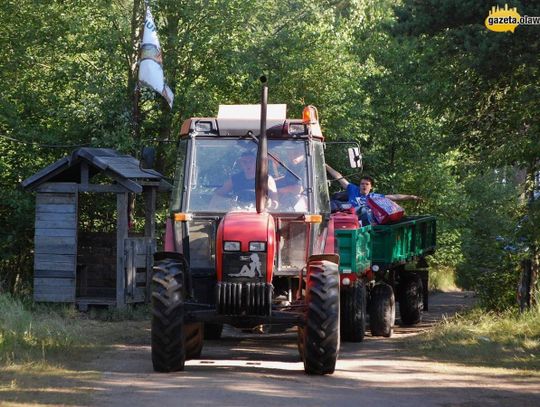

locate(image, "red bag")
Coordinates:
367 196 404 224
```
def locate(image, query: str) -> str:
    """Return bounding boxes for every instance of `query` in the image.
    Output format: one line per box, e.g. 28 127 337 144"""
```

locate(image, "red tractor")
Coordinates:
151 84 341 375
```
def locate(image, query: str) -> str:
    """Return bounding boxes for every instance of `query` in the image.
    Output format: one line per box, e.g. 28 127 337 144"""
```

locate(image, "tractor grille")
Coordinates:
216 282 273 316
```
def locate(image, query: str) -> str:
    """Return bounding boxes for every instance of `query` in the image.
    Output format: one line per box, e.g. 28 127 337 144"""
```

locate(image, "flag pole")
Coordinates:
132 0 147 146
129 0 147 230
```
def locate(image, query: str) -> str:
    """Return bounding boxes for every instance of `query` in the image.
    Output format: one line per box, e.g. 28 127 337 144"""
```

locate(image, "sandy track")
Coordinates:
86 292 540 407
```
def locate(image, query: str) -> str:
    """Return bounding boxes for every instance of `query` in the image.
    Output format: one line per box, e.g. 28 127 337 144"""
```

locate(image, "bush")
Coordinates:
456 171 523 310
475 263 520 312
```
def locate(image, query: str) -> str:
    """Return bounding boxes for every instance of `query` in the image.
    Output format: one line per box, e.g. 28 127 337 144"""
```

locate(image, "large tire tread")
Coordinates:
399 273 423 325
302 261 340 375
151 259 188 372
185 323 204 359
340 280 366 342
369 283 395 337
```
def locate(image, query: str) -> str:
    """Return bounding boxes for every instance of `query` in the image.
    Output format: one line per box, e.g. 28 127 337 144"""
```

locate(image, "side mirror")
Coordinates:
141 146 156 169
348 147 362 169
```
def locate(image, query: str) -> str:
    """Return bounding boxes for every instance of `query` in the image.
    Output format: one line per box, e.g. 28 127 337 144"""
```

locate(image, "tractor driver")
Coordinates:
213 150 279 209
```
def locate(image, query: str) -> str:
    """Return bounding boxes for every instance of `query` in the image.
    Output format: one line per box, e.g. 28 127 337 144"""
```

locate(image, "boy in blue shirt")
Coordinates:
325 164 420 225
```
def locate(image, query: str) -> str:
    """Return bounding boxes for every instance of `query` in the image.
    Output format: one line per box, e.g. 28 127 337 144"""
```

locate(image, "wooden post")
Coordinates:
116 192 129 308
144 187 157 238
80 162 89 187
144 186 157 303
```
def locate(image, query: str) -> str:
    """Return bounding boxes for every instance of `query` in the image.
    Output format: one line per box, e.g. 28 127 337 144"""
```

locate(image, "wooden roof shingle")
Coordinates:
22 148 170 193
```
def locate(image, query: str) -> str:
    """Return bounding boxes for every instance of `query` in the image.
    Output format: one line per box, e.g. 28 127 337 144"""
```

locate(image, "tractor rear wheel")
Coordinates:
399 273 423 325
297 326 305 362
151 259 187 372
340 280 366 342
369 283 395 337
302 260 340 375
204 323 224 340
185 323 204 359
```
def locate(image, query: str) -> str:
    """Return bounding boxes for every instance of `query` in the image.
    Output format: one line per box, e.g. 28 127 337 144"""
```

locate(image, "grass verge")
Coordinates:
0 293 149 406
406 306 540 373
0 294 83 365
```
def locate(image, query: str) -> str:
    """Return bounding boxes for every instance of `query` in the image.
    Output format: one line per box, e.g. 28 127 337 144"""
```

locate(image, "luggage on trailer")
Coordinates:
367 196 404 224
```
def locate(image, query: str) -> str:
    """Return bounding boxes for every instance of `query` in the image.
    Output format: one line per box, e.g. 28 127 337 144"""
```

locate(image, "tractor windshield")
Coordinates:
188 138 309 213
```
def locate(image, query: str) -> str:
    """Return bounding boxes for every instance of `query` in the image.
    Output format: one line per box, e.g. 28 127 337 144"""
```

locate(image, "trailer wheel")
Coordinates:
302 260 340 375
399 273 423 325
151 259 187 372
369 283 395 337
340 280 366 342
421 275 429 312
204 323 224 340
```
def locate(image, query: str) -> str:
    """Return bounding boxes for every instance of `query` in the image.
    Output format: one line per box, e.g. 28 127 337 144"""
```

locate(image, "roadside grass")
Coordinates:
0 293 150 364
406 306 540 373
0 293 149 406
0 293 84 365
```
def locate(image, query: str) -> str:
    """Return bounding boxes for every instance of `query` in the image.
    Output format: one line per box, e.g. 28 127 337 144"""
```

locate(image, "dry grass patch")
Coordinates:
406 306 540 373
0 293 150 406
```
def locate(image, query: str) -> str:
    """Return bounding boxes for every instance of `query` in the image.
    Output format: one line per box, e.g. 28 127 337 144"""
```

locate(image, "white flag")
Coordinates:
138 5 174 108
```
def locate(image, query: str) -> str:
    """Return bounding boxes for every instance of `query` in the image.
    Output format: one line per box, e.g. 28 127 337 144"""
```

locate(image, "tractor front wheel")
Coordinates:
301 260 340 375
151 259 188 372
369 283 395 337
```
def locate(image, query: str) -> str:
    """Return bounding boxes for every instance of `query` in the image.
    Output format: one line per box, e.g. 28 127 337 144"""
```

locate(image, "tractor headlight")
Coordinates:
249 241 266 252
224 241 241 251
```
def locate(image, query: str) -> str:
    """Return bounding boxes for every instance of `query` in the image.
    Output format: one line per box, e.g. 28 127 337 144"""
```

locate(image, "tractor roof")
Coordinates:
179 104 323 140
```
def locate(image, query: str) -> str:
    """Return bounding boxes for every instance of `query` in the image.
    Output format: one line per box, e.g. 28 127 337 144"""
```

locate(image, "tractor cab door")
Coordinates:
309 140 331 255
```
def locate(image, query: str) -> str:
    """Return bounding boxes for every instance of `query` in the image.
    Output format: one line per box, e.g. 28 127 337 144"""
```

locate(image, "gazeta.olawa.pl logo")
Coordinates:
485 4 540 32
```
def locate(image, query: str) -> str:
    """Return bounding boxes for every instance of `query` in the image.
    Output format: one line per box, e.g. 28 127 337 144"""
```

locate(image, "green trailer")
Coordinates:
334 225 372 342
335 215 436 339
371 215 436 269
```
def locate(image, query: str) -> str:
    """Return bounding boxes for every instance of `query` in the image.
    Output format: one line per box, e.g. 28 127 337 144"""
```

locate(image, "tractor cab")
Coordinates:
169 105 331 299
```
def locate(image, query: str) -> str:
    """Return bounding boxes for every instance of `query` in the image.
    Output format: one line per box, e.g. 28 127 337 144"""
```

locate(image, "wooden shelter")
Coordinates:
22 148 171 309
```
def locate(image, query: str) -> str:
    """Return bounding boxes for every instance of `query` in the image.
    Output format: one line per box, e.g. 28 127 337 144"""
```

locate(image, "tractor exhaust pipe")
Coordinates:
255 76 268 214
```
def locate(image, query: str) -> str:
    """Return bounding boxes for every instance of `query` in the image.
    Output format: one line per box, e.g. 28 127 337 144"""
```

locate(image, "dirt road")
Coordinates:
85 291 539 407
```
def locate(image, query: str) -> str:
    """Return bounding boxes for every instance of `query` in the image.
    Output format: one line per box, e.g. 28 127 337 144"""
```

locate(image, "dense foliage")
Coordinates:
0 0 538 309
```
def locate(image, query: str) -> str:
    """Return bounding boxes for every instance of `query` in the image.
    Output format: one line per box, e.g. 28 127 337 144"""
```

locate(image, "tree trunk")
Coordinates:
531 245 539 307
519 162 540 311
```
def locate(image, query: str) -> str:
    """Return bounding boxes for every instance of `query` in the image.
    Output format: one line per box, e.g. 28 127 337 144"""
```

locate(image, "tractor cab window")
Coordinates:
189 139 256 212
187 138 309 213
268 139 308 212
